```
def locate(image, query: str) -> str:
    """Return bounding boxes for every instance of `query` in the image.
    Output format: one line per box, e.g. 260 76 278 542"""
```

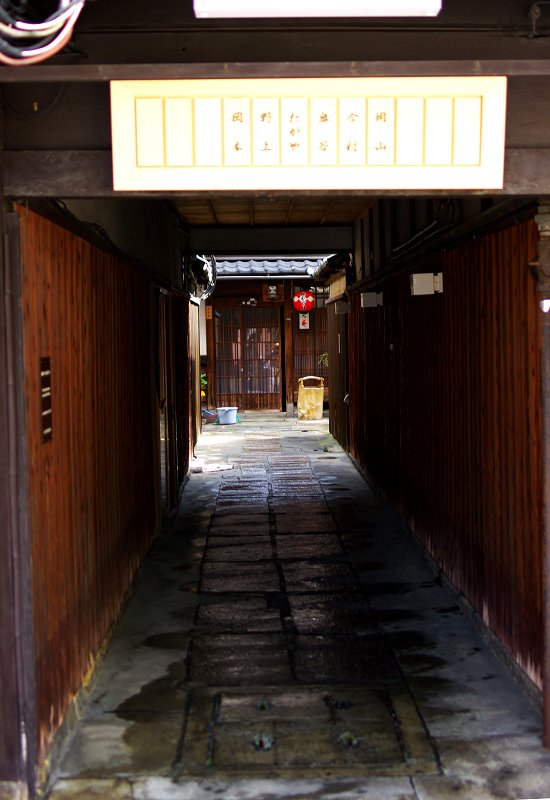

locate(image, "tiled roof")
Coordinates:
216 258 328 277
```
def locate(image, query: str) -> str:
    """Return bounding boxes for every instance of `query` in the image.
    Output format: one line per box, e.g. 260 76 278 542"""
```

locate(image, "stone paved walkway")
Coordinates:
46 413 550 800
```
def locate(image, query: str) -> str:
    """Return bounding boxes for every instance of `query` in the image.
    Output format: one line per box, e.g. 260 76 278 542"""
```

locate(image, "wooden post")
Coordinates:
0 208 37 795
535 204 550 748
205 303 216 409
284 283 295 414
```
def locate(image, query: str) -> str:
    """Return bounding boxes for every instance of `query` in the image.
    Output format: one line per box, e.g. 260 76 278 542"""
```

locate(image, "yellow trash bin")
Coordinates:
297 376 324 420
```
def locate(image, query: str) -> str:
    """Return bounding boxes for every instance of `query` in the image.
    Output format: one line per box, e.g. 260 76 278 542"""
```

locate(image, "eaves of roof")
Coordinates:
216 258 327 277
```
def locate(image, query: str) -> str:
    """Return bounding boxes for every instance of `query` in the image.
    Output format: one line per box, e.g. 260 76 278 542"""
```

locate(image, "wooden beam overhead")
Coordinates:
190 225 353 253
320 201 335 226
284 200 295 226
208 200 219 225
353 203 375 223
2 59 550 83
2 148 550 199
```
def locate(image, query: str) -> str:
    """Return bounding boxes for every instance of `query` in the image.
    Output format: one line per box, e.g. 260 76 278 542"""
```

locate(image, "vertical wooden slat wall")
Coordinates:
188 301 201 454
293 305 329 387
0 213 24 783
348 217 543 685
18 208 162 760
327 302 349 451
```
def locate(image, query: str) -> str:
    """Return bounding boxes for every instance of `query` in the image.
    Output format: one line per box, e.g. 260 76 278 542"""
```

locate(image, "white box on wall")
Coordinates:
361 292 383 307
411 273 443 296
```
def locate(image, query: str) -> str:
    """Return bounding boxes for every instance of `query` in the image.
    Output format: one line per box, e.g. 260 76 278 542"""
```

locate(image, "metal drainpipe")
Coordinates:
542 303 550 748
4 206 38 794
535 204 550 748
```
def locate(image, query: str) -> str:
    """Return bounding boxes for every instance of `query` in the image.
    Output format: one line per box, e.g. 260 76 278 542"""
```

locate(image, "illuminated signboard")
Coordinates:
192 0 442 16
110 77 507 191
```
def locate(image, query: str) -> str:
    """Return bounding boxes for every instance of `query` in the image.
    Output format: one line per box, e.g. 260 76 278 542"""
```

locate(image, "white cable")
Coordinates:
0 18 74 63
0 4 72 38
20 4 83 56
0 21 43 38
0 0 85 65
0 6 77 42
14 18 67 35
0 16 67 38
14 4 83 33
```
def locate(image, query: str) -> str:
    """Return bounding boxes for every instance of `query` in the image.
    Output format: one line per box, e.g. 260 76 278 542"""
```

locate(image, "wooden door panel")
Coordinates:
242 307 281 410
214 305 281 410
214 307 242 408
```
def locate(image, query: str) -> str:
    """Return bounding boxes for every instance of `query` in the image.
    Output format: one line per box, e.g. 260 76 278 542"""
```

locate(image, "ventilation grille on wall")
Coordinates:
40 357 52 442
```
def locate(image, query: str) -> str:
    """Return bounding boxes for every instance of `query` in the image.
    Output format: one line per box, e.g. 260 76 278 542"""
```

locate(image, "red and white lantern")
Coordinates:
292 290 315 312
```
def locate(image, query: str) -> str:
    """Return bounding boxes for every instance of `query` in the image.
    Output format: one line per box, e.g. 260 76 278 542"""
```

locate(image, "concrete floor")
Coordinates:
46 413 550 800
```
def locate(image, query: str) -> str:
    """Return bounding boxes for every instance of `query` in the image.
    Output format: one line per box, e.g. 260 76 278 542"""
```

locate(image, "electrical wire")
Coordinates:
0 0 85 65
0 81 65 115
15 3 83 33
1 13 68 35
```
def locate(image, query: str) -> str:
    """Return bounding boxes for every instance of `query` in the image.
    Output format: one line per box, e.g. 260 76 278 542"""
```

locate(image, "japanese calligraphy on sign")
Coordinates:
253 99 279 165
111 77 507 190
224 98 251 166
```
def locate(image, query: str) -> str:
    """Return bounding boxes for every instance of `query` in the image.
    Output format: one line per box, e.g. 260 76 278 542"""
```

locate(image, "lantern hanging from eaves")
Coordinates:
293 290 315 312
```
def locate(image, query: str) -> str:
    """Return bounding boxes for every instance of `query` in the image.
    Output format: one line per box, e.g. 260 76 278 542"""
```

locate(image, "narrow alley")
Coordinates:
46 414 550 800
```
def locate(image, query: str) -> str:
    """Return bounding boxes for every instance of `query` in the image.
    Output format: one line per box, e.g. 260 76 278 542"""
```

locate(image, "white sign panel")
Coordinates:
193 0 442 18
110 77 507 191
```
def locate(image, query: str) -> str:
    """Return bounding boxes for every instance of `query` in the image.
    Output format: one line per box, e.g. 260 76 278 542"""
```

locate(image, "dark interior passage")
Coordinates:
7 197 548 798
46 414 550 799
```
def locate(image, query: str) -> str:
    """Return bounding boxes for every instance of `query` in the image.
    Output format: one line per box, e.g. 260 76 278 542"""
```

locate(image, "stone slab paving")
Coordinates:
46 412 550 799
177 685 434 779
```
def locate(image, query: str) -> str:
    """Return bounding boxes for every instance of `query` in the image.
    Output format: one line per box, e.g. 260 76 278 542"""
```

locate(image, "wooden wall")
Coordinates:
18 207 162 761
0 213 23 784
327 300 349 451
348 217 543 685
292 288 329 390
188 301 201 452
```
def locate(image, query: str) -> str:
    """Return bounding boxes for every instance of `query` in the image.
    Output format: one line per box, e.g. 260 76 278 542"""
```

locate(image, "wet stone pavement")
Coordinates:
47 413 550 800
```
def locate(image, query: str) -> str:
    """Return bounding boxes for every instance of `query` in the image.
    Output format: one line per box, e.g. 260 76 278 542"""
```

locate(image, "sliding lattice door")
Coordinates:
214 305 281 410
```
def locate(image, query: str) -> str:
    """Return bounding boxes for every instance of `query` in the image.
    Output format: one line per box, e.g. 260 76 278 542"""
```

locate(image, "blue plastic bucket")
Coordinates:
217 406 238 424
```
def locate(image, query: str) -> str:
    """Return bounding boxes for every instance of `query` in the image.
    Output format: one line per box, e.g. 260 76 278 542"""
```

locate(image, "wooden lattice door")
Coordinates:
214 305 282 410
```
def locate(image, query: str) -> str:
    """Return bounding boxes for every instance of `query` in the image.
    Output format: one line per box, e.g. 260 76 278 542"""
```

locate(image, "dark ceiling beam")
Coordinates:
2 148 550 198
208 200 219 225
190 225 353 254
353 203 375 223
284 200 295 226
320 200 335 226
2 59 550 82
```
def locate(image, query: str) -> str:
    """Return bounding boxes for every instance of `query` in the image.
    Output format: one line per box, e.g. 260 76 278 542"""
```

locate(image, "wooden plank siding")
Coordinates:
0 374 21 782
348 217 543 685
0 212 26 785
188 301 201 453
292 292 329 389
327 301 349 451
18 207 163 761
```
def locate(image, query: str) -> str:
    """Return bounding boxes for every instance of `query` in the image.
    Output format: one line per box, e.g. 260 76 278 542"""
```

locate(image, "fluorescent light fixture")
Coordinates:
193 0 442 18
